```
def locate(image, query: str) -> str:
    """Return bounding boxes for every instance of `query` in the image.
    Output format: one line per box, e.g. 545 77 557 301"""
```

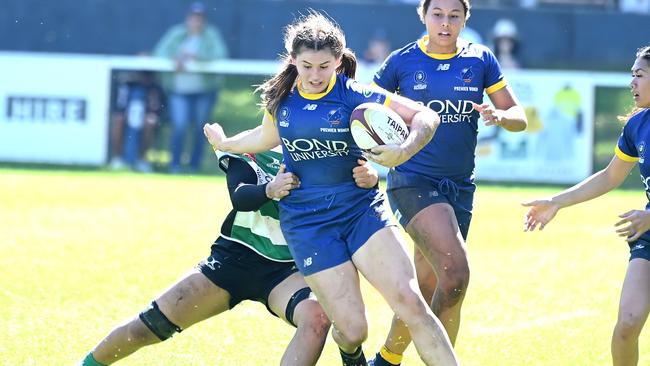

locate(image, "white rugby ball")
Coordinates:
350 102 409 150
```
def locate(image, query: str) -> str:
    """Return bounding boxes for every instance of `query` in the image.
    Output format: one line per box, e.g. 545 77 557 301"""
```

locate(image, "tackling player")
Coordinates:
78 147 378 366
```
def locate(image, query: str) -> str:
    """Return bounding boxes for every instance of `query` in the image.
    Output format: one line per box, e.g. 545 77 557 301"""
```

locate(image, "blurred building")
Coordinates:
2 0 647 71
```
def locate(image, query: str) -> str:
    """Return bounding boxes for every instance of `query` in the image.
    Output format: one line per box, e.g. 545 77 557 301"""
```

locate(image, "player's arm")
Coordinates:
226 158 270 212
227 159 300 212
369 94 439 167
475 85 527 132
204 113 281 154
522 155 635 231
546 155 634 207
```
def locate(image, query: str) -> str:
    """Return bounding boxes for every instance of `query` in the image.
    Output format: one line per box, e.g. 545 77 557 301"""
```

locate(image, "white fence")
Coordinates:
0 51 630 183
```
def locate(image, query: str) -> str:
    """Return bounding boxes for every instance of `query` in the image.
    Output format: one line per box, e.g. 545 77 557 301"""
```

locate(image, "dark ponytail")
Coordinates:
256 61 298 117
337 48 357 79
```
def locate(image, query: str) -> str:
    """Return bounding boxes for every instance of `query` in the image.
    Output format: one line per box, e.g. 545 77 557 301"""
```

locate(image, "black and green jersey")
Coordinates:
217 150 292 262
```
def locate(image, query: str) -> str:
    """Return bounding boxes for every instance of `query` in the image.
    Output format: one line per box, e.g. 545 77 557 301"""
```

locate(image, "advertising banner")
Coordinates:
0 53 111 165
475 71 596 184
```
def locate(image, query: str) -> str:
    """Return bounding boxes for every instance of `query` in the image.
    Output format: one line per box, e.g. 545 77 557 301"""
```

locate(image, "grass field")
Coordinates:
1 168 648 365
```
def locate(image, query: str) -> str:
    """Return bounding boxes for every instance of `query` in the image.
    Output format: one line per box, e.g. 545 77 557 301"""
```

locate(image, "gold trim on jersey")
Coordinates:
417 36 459 60
486 79 507 95
297 73 337 100
264 109 276 123
615 145 639 162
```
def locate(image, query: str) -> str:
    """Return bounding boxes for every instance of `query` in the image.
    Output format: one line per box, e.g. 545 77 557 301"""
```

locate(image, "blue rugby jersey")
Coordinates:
267 73 389 187
616 109 650 207
374 36 506 181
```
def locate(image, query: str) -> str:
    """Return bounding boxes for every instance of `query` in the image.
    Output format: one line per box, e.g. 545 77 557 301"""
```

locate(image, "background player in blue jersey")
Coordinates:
204 11 459 366
77 149 380 366
370 0 528 364
523 45 650 366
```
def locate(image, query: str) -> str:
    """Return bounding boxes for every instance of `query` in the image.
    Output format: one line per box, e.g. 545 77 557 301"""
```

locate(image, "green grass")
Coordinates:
1 169 648 365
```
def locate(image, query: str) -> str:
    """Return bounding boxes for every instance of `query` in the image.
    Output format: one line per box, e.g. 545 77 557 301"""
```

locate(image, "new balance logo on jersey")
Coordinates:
303 257 312 267
303 104 318 111
437 64 450 71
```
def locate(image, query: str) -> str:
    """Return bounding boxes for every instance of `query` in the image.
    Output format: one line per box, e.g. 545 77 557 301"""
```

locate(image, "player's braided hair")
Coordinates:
256 11 357 117
619 45 650 122
418 0 471 22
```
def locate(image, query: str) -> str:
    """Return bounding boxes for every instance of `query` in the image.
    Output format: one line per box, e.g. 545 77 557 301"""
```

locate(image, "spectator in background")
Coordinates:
108 70 164 173
153 1 229 174
364 29 391 67
356 29 391 84
491 18 522 70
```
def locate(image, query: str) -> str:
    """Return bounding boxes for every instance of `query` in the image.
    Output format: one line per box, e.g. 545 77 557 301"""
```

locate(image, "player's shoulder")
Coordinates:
457 40 495 61
630 108 650 123
623 109 650 134
341 74 366 92
626 108 650 125
390 40 421 60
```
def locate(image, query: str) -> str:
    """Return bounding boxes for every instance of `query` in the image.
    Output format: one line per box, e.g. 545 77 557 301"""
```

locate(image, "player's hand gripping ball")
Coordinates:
350 102 409 150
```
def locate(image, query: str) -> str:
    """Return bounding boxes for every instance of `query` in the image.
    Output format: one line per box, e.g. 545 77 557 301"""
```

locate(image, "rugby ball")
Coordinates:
350 102 409 150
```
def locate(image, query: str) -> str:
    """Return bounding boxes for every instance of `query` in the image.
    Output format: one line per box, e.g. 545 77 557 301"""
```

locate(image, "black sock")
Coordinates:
339 346 367 366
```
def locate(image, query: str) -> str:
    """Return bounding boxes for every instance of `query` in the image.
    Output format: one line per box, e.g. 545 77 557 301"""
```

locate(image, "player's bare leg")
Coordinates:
352 227 458 365
375 204 468 365
267 272 330 366
85 270 230 365
611 259 650 366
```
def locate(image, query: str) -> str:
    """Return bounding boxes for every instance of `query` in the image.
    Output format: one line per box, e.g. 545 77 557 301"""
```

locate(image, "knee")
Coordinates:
437 262 470 304
392 282 432 322
613 313 644 341
115 316 161 346
295 300 331 339
137 301 182 342
332 317 367 347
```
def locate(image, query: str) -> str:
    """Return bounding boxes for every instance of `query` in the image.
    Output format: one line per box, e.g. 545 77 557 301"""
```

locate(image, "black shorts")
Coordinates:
629 238 650 262
387 170 475 241
197 237 299 315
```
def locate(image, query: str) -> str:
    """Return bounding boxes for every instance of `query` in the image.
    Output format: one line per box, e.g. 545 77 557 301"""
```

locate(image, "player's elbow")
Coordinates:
230 194 261 212
413 110 438 140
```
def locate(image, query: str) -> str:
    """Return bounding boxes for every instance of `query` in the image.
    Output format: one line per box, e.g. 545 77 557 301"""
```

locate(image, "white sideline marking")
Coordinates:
470 310 597 335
